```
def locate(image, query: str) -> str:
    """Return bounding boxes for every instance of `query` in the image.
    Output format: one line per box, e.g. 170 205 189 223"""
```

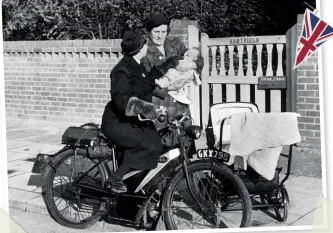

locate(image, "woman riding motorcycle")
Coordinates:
101 31 182 193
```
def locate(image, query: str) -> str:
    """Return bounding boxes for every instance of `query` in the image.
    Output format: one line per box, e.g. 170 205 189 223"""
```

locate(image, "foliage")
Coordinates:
2 0 316 41
2 0 124 40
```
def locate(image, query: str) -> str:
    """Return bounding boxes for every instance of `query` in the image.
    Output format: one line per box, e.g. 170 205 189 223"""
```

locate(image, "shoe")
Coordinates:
105 173 127 194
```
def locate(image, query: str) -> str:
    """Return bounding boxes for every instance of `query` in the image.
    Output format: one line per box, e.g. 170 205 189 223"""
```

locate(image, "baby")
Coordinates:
155 47 202 105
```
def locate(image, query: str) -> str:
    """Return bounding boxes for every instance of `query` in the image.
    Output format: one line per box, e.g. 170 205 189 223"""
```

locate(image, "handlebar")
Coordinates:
137 105 168 123
137 106 191 125
137 114 167 123
138 114 167 123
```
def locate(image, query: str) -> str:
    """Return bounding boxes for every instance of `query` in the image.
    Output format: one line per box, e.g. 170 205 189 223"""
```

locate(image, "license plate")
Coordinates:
197 149 230 163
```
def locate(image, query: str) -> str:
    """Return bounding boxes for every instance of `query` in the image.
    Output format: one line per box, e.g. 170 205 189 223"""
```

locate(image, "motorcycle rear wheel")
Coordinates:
42 148 108 229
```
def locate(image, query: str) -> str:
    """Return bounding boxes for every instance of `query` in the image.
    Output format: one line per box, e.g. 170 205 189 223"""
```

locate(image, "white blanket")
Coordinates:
228 112 301 180
246 147 283 180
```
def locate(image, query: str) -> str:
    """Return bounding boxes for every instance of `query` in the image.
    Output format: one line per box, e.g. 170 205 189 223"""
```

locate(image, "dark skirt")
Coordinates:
101 103 163 171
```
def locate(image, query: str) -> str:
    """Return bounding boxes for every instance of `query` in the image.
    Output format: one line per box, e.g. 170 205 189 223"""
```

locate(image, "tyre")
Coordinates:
274 186 289 222
42 148 108 229
162 160 252 230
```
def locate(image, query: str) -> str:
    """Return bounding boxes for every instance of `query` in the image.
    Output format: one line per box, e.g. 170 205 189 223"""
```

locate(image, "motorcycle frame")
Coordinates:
38 115 250 227
39 115 203 205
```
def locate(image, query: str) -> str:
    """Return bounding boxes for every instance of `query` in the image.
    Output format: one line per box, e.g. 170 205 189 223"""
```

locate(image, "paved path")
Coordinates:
5 117 325 232
9 208 139 233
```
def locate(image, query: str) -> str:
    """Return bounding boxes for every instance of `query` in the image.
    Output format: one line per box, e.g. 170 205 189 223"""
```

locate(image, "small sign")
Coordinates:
197 149 230 163
258 76 287 90
229 37 260 45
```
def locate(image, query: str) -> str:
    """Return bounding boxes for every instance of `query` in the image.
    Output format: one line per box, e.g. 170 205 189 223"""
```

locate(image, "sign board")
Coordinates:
258 76 287 90
229 37 260 45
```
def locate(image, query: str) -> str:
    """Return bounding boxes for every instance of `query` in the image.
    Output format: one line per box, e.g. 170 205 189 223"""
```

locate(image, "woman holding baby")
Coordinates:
141 14 204 147
100 14 203 193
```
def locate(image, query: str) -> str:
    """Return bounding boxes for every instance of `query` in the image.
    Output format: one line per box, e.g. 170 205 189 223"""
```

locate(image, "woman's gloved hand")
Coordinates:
125 97 158 120
141 102 158 119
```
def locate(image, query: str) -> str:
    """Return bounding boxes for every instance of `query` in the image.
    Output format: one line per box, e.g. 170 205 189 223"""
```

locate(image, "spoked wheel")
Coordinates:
163 160 252 230
42 149 108 229
274 186 289 222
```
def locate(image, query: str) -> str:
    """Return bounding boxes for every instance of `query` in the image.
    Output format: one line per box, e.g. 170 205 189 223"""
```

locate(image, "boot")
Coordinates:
105 173 127 194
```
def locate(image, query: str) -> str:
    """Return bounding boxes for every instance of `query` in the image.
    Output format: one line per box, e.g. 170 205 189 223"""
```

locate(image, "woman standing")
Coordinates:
141 14 204 144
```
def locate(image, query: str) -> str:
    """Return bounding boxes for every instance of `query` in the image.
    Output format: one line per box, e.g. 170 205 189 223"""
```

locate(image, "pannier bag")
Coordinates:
88 144 112 159
62 126 112 159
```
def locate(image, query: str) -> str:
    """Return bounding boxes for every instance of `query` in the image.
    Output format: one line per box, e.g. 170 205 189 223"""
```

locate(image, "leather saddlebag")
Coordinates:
61 126 100 145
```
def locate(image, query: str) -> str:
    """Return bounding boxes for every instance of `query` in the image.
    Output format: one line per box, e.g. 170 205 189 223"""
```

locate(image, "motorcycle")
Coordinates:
36 108 252 230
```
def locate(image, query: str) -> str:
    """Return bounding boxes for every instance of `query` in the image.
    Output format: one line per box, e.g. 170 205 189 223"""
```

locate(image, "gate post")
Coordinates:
286 23 298 112
187 25 201 126
200 33 210 129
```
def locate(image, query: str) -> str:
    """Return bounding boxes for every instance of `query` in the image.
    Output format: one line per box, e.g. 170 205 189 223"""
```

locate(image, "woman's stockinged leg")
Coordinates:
113 164 132 179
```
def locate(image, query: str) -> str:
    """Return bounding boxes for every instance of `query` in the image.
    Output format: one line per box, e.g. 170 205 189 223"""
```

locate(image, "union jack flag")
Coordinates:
294 8 333 69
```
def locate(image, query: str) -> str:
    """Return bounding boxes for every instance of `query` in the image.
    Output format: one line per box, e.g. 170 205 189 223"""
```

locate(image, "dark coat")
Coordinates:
101 55 164 170
142 37 204 74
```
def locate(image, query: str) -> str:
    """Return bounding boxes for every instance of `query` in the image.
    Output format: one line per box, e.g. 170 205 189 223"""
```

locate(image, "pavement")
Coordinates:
4 116 325 231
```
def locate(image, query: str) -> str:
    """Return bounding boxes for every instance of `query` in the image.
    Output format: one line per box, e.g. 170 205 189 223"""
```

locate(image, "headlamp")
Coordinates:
186 125 202 139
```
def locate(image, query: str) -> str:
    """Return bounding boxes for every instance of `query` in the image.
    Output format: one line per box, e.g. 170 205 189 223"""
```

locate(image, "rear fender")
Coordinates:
33 146 75 174
36 145 111 184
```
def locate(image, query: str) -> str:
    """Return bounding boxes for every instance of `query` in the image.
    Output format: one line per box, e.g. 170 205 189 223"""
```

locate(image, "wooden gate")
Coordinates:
200 33 287 128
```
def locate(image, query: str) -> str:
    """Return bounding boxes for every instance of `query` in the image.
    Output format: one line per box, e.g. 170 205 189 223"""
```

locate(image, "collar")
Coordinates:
122 54 142 70
147 37 177 57
147 38 161 54
122 55 148 83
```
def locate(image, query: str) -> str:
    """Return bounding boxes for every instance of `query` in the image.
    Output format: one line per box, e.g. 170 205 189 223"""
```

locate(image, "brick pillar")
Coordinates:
168 19 202 126
169 20 199 47
294 14 321 154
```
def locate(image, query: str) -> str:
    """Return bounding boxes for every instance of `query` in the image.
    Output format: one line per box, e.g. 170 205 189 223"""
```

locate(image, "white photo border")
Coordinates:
0 3 9 215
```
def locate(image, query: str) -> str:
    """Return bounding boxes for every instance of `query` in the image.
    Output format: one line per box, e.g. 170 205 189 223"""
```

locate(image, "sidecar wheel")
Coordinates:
274 186 289 222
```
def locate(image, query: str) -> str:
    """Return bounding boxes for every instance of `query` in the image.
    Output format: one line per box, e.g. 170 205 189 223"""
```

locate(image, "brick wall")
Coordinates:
3 39 122 124
295 14 321 153
3 20 193 125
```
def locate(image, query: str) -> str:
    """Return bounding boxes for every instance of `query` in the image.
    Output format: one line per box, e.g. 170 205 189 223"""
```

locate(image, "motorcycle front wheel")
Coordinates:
162 160 252 230
42 148 108 229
